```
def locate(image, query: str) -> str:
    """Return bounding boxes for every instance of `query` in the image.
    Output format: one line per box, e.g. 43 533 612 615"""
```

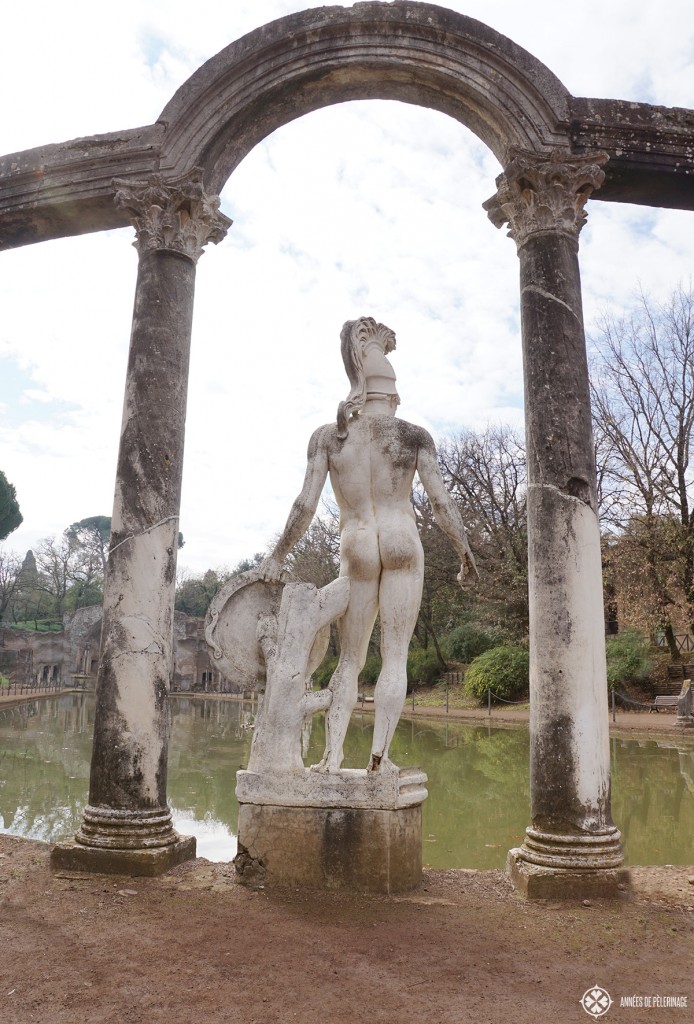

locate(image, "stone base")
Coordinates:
235 803 422 893
236 766 427 809
50 834 196 876
674 716 694 729
506 848 631 899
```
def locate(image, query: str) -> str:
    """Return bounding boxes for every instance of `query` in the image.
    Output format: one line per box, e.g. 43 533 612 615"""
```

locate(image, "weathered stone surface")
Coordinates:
88 246 198 818
236 766 428 810
113 168 231 262
2 4 694 250
205 570 286 689
488 152 623 885
51 834 196 877
76 179 228 862
506 849 631 900
235 803 422 893
257 318 475 775
675 680 694 728
484 148 608 251
247 578 349 774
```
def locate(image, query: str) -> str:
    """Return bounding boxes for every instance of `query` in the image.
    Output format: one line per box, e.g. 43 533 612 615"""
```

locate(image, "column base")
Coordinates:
674 716 694 729
235 803 422 893
506 848 630 899
51 834 196 876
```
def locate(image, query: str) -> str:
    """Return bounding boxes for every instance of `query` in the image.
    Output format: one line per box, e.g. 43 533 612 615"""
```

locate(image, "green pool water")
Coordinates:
0 693 692 868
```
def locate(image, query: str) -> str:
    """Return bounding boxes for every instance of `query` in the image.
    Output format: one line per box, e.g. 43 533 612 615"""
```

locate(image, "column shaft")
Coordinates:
484 149 627 897
87 248 194 818
52 169 230 875
520 232 615 837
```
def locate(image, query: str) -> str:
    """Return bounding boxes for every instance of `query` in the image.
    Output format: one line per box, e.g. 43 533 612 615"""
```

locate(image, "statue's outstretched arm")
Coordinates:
259 427 330 579
416 433 479 584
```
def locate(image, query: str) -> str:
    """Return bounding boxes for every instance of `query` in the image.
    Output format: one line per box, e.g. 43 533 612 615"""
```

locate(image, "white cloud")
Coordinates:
2 1 694 571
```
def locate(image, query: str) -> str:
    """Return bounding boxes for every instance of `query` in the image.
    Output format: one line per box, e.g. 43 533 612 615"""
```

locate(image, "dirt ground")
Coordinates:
1 833 692 1024
2 692 692 1022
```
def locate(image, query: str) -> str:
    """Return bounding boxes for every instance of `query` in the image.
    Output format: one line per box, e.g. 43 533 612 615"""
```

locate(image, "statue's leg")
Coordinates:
312 577 378 772
369 560 424 771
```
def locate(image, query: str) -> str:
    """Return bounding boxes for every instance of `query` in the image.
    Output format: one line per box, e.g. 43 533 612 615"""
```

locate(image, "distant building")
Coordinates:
0 607 235 692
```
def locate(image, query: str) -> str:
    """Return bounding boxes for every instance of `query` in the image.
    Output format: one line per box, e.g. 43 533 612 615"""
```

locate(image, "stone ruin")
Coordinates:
2 3 693 895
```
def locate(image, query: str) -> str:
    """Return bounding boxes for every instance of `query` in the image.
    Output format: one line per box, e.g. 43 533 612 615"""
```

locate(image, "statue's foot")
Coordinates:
310 757 341 774
367 754 399 775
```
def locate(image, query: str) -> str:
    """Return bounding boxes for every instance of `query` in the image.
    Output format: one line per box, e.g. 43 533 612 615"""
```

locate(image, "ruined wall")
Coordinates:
0 610 228 691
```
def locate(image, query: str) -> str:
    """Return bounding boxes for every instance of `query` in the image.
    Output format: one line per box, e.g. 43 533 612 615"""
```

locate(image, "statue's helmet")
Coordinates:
336 317 398 438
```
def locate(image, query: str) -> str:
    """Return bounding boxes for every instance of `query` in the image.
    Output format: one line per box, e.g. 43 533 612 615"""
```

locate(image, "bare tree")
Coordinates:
66 516 111 576
0 548 22 623
437 425 528 633
285 499 340 589
590 284 694 650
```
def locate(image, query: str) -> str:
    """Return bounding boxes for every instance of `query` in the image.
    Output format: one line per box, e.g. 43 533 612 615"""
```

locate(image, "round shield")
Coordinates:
204 569 283 690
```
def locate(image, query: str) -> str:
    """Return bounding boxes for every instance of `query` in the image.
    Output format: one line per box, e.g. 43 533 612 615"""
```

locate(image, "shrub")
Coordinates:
464 646 529 703
312 654 338 689
359 656 382 686
444 623 508 663
406 647 443 687
0 672 10 689
605 630 652 688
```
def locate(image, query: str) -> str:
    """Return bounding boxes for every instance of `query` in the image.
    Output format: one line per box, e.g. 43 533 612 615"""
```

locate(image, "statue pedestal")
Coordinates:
235 767 427 894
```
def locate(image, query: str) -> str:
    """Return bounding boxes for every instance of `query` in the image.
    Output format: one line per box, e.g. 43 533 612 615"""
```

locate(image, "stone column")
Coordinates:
52 169 231 875
484 149 629 898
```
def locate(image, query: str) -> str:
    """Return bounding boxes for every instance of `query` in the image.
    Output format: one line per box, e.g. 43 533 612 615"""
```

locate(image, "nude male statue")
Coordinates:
260 317 477 773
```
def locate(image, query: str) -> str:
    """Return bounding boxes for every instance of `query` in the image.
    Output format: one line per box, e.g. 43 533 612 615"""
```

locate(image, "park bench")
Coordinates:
649 694 680 713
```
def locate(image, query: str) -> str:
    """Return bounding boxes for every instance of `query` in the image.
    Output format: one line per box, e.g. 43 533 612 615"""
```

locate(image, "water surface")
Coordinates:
0 694 692 868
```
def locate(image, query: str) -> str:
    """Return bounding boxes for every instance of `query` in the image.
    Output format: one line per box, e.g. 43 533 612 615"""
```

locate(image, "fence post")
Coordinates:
488 687 491 718
412 688 415 711
611 687 616 723
446 679 449 715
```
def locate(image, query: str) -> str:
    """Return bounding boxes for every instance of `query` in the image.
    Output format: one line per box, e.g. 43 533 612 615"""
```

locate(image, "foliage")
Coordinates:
66 516 111 575
0 548 22 623
0 672 10 688
0 471 22 541
406 646 443 687
437 426 528 634
175 556 264 618
411 489 463 666
605 630 652 687
9 619 63 632
312 654 338 689
176 568 229 617
286 500 340 589
464 646 529 703
591 285 694 645
359 656 382 685
443 622 509 663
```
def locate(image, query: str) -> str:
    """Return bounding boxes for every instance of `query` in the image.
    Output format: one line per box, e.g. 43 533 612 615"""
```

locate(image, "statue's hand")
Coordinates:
257 554 284 582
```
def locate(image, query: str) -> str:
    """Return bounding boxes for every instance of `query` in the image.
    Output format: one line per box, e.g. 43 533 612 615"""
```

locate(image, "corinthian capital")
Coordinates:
483 148 609 251
113 168 232 262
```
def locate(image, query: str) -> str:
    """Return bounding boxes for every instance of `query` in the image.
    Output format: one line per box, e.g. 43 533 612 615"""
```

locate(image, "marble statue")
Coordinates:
258 316 477 774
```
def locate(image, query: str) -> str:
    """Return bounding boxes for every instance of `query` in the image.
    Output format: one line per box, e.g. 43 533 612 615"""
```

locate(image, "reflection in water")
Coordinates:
1 695 693 868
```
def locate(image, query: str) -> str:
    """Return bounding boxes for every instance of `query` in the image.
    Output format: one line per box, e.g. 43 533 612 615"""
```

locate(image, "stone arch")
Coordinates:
159 3 571 193
31 3 694 889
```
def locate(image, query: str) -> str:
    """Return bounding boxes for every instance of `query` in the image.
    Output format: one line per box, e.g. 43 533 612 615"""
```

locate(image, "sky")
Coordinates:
1 0 694 577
